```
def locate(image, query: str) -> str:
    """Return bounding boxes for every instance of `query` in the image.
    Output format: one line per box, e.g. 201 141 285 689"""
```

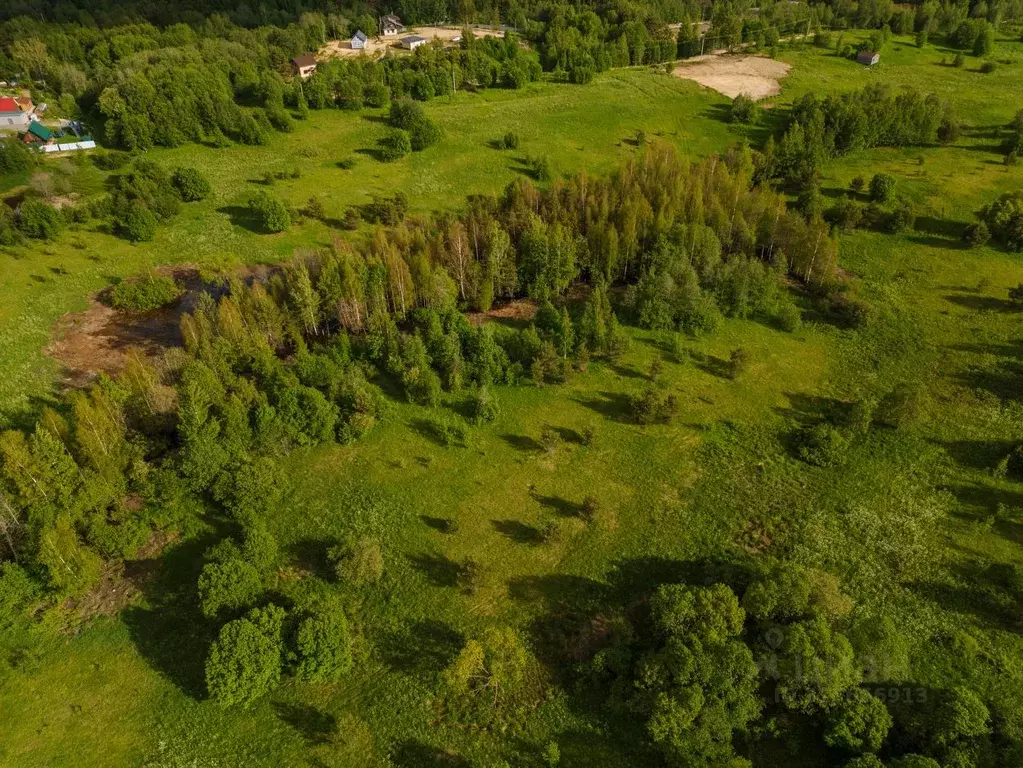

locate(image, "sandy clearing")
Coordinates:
320 25 505 60
672 54 791 100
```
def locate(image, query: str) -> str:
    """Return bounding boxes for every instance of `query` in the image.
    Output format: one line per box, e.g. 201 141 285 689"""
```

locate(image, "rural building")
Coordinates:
15 95 33 113
351 30 368 49
401 35 426 51
380 14 405 36
291 54 317 78
0 96 29 128
856 50 880 66
23 121 53 144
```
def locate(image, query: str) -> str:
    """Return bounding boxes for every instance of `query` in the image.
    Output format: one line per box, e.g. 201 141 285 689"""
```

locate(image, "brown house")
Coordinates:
291 54 317 79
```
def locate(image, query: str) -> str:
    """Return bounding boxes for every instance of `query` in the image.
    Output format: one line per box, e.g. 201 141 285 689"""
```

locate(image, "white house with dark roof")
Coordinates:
291 54 317 78
400 35 426 51
351 30 368 49
380 14 405 36
856 50 880 66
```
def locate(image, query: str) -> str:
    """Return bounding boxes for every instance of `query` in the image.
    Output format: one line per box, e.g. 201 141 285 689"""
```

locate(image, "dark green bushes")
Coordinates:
108 274 181 311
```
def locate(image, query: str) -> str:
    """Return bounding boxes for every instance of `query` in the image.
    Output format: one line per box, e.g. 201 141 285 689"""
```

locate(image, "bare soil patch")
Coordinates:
46 266 202 389
466 298 537 327
672 54 791 100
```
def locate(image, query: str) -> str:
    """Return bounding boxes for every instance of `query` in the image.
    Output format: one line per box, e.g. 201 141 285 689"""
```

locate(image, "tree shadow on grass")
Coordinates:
492 518 542 544
572 391 633 422
216 205 263 233
909 560 1021 633
354 147 387 163
379 619 464 675
534 494 582 517
500 433 543 452
274 703 336 745
406 552 460 588
390 741 469 767
933 438 1016 472
288 537 336 581
122 533 221 700
944 293 1018 313
420 515 456 533
690 351 732 379
608 362 645 379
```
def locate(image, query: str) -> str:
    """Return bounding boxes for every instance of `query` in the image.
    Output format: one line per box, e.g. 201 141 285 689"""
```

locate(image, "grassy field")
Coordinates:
2 30 1023 767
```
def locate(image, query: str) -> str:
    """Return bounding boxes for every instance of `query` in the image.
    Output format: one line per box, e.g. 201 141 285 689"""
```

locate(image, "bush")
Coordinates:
730 93 759 124
952 53 965 68
470 386 500 425
381 129 412 162
250 191 291 233
529 155 553 183
294 604 354 682
109 274 181 311
409 117 441 151
121 201 158 242
1006 151 1019 167
976 191 1023 251
0 563 40 628
631 387 678 424
328 537 384 585
980 61 997 74
171 167 212 201
850 176 865 193
0 136 35 174
18 199 64 239
499 131 520 149
868 173 896 203
886 202 916 233
389 99 426 130
197 557 263 618
776 302 802 333
729 347 752 378
963 221 990 248
457 556 487 594
797 423 849 467
876 383 925 429
205 604 285 707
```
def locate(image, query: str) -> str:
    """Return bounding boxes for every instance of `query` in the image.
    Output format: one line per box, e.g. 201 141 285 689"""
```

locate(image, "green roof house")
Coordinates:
24 120 53 144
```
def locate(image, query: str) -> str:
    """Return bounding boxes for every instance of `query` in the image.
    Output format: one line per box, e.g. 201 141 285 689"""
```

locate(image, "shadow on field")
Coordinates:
910 559 1022 632
533 494 583 517
420 515 456 533
274 703 336 744
500 433 543 452
935 438 1016 471
406 552 461 587
944 293 1019 312
492 518 543 544
390 741 470 767
691 352 733 379
122 534 221 700
572 391 633 422
216 205 264 233
380 619 463 674
288 537 336 580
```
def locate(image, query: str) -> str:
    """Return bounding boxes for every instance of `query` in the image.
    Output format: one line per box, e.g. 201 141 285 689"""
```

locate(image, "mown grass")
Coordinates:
1 32 1023 767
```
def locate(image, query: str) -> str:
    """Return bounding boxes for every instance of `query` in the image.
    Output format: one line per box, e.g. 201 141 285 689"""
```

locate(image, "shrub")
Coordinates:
529 155 553 182
886 202 916 233
205 604 285 707
457 556 487 594
121 201 158 242
109 274 181 311
0 563 40 628
294 604 354 682
776 302 802 333
963 221 990 248
980 61 997 74
197 557 263 618
915 30 928 48
824 687 893 752
538 519 564 544
868 173 896 203
849 176 865 194
381 129 412 162
409 117 441 151
1006 151 1019 167
171 167 212 201
631 387 678 424
876 383 925 429
249 191 290 233
470 386 500 425
797 423 849 467
18 199 63 239
977 191 1023 251
329 537 384 585
499 131 520 149
729 347 752 379
730 93 759 124
952 53 965 68
389 99 425 130
0 136 35 174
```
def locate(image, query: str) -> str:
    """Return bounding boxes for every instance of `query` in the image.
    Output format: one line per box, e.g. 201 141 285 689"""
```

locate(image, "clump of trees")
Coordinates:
976 192 1023 252
108 273 182 311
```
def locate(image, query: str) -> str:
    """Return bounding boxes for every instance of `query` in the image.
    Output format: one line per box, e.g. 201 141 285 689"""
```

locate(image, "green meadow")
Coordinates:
2 30 1023 766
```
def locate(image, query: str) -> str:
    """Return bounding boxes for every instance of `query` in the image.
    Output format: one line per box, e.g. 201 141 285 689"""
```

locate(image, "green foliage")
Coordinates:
109 274 181 311
797 423 849 467
0 136 35 175
825 688 893 753
380 129 412 162
730 93 759 124
0 562 40 628
121 202 158 242
977 192 1023 251
18 199 64 240
499 131 520 150
869 173 896 203
294 603 354 682
205 604 286 707
631 387 678 424
443 626 541 724
470 386 500 425
249 190 291 233
171 167 212 202
328 537 383 586
775 615 859 713
197 556 263 618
